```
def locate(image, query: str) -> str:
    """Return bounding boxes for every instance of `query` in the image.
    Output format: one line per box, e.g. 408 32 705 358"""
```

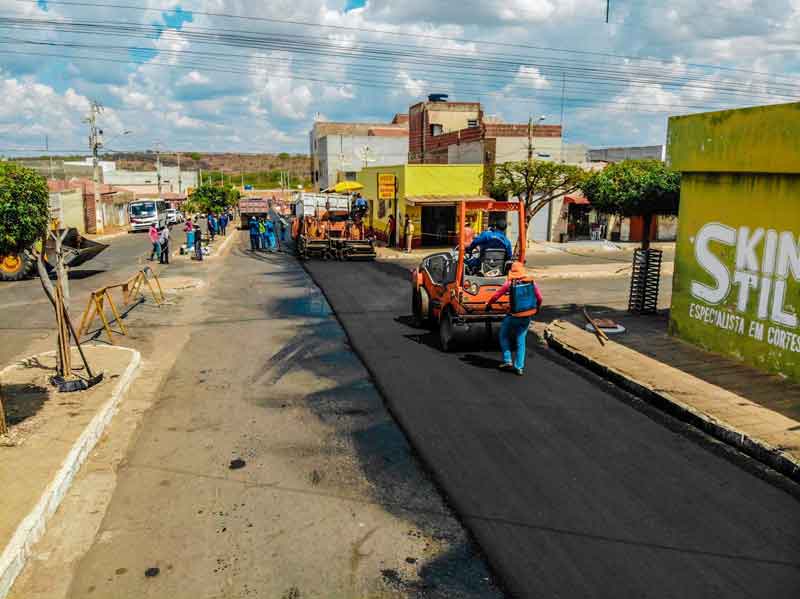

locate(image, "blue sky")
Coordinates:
1 0 798 156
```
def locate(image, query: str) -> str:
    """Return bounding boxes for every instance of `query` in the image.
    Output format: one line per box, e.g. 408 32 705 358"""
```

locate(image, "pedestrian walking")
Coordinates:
248 216 260 251
158 225 170 264
184 220 194 253
385 214 396 248
207 213 217 242
403 214 414 253
148 224 160 261
484 261 542 376
193 222 203 260
219 213 228 236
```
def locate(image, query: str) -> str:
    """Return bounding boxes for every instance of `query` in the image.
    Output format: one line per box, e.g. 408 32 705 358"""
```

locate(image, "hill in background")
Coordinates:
13 152 312 189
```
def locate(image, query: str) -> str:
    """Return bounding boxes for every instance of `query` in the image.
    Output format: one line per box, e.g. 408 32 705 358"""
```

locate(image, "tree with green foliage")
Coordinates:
0 161 49 255
277 152 290 160
186 183 241 215
188 152 202 161
581 159 681 249
491 160 587 225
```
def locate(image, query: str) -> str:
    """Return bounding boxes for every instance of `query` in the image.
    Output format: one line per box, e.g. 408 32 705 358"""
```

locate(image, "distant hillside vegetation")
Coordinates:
112 152 310 182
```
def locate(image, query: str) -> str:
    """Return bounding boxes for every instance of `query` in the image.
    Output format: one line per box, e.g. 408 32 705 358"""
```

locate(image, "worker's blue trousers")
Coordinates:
499 314 532 371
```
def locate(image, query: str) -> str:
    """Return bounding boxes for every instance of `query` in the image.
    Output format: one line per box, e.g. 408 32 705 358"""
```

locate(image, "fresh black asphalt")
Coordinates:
305 258 800 599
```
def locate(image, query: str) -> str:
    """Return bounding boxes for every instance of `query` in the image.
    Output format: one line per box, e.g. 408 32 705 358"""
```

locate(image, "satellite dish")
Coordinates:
355 145 377 168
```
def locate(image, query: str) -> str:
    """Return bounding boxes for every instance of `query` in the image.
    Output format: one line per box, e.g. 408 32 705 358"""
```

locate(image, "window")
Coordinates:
430 124 443 136
468 119 478 128
345 171 357 181
423 253 456 285
130 201 155 217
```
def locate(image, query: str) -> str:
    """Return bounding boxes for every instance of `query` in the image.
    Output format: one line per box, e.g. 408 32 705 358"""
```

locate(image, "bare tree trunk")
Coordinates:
605 214 616 241
642 213 653 250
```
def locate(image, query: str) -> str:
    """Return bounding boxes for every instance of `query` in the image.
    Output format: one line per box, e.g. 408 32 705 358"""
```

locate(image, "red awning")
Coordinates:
563 194 590 205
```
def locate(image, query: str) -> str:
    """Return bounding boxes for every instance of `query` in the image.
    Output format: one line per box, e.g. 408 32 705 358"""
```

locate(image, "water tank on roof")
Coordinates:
428 94 449 102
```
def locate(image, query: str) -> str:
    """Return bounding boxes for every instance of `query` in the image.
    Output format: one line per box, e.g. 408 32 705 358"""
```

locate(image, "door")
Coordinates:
421 206 456 246
530 203 549 241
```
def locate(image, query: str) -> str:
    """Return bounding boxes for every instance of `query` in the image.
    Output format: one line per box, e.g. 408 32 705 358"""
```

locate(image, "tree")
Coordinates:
188 152 203 161
0 161 50 255
582 160 680 249
277 152 290 160
491 160 586 225
186 183 241 215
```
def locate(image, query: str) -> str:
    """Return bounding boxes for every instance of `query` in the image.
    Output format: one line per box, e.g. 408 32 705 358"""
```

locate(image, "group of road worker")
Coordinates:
171 197 540 375
248 214 286 252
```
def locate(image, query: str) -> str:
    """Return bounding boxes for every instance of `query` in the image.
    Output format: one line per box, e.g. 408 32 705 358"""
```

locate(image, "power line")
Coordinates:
1 16 796 109
0 33 792 105
9 0 797 83
0 47 766 116
4 12 797 92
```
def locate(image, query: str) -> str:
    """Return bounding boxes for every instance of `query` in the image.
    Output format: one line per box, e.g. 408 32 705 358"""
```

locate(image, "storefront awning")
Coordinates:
405 195 502 206
563 194 590 205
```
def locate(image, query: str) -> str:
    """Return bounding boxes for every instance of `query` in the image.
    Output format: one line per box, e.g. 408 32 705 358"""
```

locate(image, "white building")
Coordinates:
309 115 409 191
104 166 199 196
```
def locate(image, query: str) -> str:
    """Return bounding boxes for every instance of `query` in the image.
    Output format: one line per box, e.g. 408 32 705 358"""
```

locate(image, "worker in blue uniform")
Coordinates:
465 219 513 273
248 216 260 251
265 217 277 251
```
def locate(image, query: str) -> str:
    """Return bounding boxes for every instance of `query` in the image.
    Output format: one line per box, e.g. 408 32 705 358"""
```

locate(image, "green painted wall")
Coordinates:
668 102 800 174
668 104 800 380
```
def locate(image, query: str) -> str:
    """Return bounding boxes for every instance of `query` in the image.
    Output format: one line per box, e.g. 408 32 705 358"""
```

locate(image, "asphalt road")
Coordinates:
305 258 800 599
16 234 503 599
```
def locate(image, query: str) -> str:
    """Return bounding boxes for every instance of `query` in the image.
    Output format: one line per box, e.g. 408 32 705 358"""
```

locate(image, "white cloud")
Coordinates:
513 66 551 90
179 71 211 86
395 70 427 98
1 0 799 154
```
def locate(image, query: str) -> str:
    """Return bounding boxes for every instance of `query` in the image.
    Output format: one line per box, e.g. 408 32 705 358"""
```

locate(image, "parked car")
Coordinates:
166 208 178 225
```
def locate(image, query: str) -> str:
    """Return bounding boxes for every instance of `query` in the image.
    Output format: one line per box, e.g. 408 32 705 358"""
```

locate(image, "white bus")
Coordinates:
128 199 168 232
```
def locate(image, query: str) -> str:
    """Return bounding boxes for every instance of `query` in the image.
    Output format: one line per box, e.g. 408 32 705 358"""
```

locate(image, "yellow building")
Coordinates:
667 102 800 379
357 164 486 247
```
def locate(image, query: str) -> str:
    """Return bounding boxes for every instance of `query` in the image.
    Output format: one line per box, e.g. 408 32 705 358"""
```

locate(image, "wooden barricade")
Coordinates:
77 267 165 344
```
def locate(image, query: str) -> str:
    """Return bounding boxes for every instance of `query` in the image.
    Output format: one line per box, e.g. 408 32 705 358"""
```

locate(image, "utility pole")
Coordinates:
155 145 162 196
527 116 533 163
46 135 54 180
84 100 105 234
177 152 182 193
606 0 611 23
527 115 546 164
199 167 203 186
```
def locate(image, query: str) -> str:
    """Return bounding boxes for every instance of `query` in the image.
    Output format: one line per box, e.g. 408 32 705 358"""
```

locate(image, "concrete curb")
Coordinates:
538 328 800 485
208 229 238 258
0 346 141 599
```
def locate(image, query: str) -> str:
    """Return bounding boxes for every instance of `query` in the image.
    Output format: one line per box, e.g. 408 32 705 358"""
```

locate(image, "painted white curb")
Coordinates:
0 346 141 599
208 229 238 258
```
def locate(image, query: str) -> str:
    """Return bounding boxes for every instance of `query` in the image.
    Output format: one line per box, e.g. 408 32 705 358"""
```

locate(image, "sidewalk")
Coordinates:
534 311 800 482
0 346 140 598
